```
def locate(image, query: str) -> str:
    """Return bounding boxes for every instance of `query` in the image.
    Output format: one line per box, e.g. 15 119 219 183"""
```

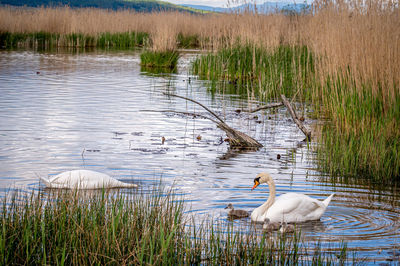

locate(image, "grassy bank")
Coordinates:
0 188 349 265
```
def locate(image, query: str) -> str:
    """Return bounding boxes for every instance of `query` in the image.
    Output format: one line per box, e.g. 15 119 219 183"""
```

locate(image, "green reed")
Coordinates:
192 44 315 101
97 32 149 48
0 188 350 265
316 77 400 184
140 50 179 69
177 33 200 48
0 31 149 48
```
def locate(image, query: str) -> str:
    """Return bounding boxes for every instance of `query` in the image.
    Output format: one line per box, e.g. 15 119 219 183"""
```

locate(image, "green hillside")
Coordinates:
0 0 204 13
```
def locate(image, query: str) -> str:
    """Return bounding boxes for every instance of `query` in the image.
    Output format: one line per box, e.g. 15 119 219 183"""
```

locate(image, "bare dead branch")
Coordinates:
281 94 311 141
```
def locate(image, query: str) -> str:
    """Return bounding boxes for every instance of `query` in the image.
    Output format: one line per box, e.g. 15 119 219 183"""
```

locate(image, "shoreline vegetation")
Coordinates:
1 188 352 265
0 0 399 183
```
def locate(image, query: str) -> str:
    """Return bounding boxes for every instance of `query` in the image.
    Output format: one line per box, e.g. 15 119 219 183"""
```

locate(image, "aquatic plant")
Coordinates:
0 31 148 49
192 44 315 101
177 33 200 48
94 32 148 48
316 78 400 183
0 188 352 265
140 50 179 69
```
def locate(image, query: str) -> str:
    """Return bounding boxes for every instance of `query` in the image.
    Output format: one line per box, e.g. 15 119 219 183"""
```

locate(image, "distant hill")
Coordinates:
0 0 203 12
179 4 226 13
182 1 309 14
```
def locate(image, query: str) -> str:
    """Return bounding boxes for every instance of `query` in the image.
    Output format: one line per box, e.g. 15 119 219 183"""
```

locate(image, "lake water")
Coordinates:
0 49 399 264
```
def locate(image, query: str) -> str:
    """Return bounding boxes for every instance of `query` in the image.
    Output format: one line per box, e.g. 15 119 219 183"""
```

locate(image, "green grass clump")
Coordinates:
97 32 149 48
192 44 315 101
177 33 200 48
0 31 149 49
0 187 350 265
316 77 400 184
64 33 96 47
140 50 179 69
0 31 61 48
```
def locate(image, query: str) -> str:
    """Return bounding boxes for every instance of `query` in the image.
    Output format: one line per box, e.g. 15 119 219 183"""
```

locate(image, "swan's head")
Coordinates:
252 172 273 191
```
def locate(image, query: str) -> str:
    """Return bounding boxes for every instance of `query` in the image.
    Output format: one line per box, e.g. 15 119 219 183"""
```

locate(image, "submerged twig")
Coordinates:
281 94 311 141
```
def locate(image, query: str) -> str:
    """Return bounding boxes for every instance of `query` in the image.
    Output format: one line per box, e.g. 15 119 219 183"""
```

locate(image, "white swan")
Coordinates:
251 172 334 223
40 170 138 189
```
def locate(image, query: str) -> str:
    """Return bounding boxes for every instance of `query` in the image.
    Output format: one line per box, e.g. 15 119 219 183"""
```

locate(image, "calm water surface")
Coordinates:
0 49 399 263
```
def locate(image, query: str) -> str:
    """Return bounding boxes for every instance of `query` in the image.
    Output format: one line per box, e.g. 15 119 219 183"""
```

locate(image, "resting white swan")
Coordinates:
251 172 334 223
40 170 138 189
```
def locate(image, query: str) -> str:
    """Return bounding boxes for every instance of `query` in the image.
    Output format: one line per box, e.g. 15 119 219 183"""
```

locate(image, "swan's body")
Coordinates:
40 170 137 189
225 203 249 219
251 173 334 223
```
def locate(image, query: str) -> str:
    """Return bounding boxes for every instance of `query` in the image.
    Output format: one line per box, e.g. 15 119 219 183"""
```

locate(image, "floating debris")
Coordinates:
86 149 101 152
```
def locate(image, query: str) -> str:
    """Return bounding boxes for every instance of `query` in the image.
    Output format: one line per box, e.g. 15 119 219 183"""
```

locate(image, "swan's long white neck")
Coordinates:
259 180 276 214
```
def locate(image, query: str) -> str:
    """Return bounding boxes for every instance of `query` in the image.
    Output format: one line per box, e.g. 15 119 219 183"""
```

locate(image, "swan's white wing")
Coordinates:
266 193 326 223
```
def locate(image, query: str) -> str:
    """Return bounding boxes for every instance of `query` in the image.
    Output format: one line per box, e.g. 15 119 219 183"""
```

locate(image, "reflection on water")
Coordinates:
0 49 399 263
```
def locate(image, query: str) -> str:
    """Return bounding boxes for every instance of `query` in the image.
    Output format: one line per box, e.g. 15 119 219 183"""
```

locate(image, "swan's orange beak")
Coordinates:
251 180 260 191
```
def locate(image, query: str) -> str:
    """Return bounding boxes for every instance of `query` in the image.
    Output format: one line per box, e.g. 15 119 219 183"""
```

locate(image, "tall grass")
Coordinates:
0 187 350 265
316 76 400 183
192 44 315 100
0 31 148 48
140 50 179 69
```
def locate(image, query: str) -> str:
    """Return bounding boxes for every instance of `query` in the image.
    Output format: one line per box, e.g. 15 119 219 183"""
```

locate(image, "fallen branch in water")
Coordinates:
280 94 311 141
162 93 263 148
